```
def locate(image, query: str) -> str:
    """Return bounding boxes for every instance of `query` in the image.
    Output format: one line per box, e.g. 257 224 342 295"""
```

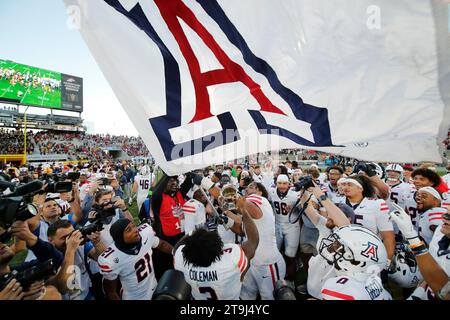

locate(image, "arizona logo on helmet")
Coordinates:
361 242 379 262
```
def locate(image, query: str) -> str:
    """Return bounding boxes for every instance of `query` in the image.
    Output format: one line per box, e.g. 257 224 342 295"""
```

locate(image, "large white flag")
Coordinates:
65 0 450 175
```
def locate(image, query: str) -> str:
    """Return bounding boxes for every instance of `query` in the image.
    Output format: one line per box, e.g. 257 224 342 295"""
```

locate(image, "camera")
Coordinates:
44 181 73 194
273 280 296 300
39 173 73 194
90 201 118 223
0 181 42 240
0 259 56 291
67 172 80 181
152 270 191 300
75 221 104 245
98 177 110 186
293 176 315 191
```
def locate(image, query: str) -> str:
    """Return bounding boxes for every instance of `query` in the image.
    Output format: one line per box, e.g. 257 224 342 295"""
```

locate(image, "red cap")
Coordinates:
403 164 413 171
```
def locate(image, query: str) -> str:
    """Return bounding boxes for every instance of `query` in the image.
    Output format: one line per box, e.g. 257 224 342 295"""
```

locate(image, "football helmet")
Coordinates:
369 162 385 179
385 164 404 182
140 165 151 176
319 225 387 280
388 241 423 288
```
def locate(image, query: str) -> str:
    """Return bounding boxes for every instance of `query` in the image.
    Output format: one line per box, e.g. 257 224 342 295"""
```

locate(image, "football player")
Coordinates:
173 208 258 300
325 166 344 202
98 219 173 300
384 164 413 217
299 183 354 298
319 225 392 300
340 176 395 282
416 187 445 246
390 205 450 300
404 168 442 228
130 165 156 211
181 186 212 234
210 183 285 300
268 174 299 280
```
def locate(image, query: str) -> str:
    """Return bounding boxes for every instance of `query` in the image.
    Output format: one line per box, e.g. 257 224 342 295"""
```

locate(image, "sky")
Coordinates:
0 0 138 136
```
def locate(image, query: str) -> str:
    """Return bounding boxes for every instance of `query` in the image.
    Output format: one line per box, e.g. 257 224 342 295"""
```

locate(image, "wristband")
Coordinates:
410 243 428 256
406 235 422 247
438 280 450 300
224 217 235 229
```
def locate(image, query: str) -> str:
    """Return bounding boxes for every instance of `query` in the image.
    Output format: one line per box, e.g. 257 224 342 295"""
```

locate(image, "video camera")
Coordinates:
0 259 56 291
0 180 43 240
71 201 118 245
352 161 384 178
38 173 73 194
293 176 315 191
90 201 119 223
75 221 104 245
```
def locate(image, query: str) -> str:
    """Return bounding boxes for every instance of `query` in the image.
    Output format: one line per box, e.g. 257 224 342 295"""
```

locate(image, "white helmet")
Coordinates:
388 242 423 288
140 165 151 176
319 225 387 280
369 162 385 179
385 164 404 174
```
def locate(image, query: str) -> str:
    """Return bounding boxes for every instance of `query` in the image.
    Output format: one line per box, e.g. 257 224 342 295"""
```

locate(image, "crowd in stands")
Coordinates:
0 129 150 160
1 127 449 163
0 128 33 154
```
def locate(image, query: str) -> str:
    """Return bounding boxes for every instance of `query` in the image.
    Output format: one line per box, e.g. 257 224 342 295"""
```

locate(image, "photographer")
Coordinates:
23 197 84 262
0 240 62 300
108 173 125 200
85 189 133 247
11 219 105 300
81 177 130 227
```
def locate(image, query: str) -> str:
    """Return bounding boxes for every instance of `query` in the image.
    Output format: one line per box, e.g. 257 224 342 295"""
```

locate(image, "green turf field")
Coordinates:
0 60 61 108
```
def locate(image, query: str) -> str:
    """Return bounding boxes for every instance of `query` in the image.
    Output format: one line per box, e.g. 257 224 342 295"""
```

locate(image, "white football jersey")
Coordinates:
182 198 206 234
174 243 248 300
324 183 340 203
98 223 160 300
268 188 299 224
404 190 420 229
418 207 445 245
350 198 394 235
307 216 336 299
441 191 450 208
245 195 283 265
428 225 450 276
442 174 450 189
135 174 155 201
246 194 281 265
387 182 413 213
252 173 263 184
321 275 392 300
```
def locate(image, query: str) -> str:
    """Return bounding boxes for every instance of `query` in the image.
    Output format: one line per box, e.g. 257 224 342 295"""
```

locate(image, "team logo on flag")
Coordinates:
361 242 379 262
105 0 334 161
